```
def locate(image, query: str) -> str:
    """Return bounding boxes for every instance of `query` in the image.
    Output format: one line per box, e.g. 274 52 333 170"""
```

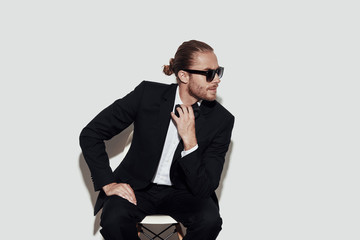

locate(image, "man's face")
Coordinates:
187 51 221 102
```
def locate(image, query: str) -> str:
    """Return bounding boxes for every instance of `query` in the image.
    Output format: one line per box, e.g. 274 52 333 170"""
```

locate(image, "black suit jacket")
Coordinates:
80 81 234 215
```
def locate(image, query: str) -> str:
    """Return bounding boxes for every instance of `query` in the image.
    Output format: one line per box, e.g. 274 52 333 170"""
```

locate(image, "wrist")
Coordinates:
183 138 197 151
102 182 116 193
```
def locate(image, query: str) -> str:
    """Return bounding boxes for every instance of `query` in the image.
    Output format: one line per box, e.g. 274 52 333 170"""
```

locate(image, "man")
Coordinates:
80 40 234 240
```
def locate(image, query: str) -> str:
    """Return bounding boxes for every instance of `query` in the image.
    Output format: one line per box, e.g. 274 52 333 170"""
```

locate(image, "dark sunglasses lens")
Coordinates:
217 67 224 79
207 67 224 82
207 70 216 82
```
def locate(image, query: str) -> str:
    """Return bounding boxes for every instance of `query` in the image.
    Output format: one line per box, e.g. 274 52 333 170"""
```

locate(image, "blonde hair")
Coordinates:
163 40 213 80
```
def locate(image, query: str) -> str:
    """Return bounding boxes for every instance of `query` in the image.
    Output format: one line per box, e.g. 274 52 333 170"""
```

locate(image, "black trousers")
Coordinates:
100 184 222 240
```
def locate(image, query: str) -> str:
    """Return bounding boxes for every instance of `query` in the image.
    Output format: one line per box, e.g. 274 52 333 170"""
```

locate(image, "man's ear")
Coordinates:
178 70 189 84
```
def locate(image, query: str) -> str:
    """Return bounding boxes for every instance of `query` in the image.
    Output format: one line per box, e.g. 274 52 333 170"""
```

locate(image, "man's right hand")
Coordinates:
102 182 137 205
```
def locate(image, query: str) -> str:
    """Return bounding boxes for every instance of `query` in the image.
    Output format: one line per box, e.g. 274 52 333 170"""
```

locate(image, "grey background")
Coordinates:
1 0 359 239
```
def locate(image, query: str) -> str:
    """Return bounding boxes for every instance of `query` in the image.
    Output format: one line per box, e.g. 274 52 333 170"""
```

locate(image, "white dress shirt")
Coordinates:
152 86 199 185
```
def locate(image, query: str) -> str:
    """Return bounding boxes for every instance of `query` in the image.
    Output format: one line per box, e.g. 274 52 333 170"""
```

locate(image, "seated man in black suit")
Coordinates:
80 39 234 240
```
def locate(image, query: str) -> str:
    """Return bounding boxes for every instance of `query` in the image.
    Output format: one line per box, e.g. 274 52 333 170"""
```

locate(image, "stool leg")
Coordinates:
137 223 142 238
175 223 184 240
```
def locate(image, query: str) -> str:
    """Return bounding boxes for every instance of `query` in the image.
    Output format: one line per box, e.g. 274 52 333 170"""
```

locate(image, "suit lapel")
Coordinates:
195 100 216 137
157 84 178 149
173 139 184 161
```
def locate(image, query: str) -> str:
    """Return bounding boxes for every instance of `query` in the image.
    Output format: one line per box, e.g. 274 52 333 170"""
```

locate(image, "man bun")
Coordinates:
163 58 175 76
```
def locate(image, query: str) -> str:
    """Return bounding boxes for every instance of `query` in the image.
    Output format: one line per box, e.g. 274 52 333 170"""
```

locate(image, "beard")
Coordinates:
188 80 217 102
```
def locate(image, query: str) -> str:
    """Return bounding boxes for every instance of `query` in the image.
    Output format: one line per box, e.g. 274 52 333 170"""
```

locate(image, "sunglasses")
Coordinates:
182 66 224 82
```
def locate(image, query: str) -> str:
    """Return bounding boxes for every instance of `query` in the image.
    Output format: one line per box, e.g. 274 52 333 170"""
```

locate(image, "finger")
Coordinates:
170 111 177 119
186 105 195 118
122 184 137 204
112 184 137 205
117 189 137 205
177 105 185 117
118 192 135 204
170 112 178 123
182 105 194 121
123 193 137 205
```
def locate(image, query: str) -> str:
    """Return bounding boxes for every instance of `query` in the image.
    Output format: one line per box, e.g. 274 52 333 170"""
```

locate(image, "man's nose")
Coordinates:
212 74 221 83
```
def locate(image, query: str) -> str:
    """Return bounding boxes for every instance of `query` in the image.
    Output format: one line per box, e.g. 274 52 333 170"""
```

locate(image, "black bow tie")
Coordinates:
174 103 200 119
192 103 200 119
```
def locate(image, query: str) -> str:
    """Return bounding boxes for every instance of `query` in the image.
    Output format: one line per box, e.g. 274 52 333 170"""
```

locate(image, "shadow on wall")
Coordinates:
79 124 134 235
216 140 233 201
213 95 234 201
78 122 234 238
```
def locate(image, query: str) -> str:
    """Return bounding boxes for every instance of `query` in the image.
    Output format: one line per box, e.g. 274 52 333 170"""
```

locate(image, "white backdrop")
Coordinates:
1 1 359 239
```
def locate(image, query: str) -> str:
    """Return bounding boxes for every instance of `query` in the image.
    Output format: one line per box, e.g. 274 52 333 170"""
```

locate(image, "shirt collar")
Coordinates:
174 86 202 108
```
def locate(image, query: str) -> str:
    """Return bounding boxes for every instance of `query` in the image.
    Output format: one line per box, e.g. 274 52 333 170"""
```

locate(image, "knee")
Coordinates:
185 213 222 240
100 196 137 228
199 213 222 231
187 208 222 232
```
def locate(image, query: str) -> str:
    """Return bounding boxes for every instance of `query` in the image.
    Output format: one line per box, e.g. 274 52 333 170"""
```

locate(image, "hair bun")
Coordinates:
163 58 174 76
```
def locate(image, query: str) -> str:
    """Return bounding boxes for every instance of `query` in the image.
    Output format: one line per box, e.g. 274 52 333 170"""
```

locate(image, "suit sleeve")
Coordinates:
177 115 235 198
79 81 146 191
